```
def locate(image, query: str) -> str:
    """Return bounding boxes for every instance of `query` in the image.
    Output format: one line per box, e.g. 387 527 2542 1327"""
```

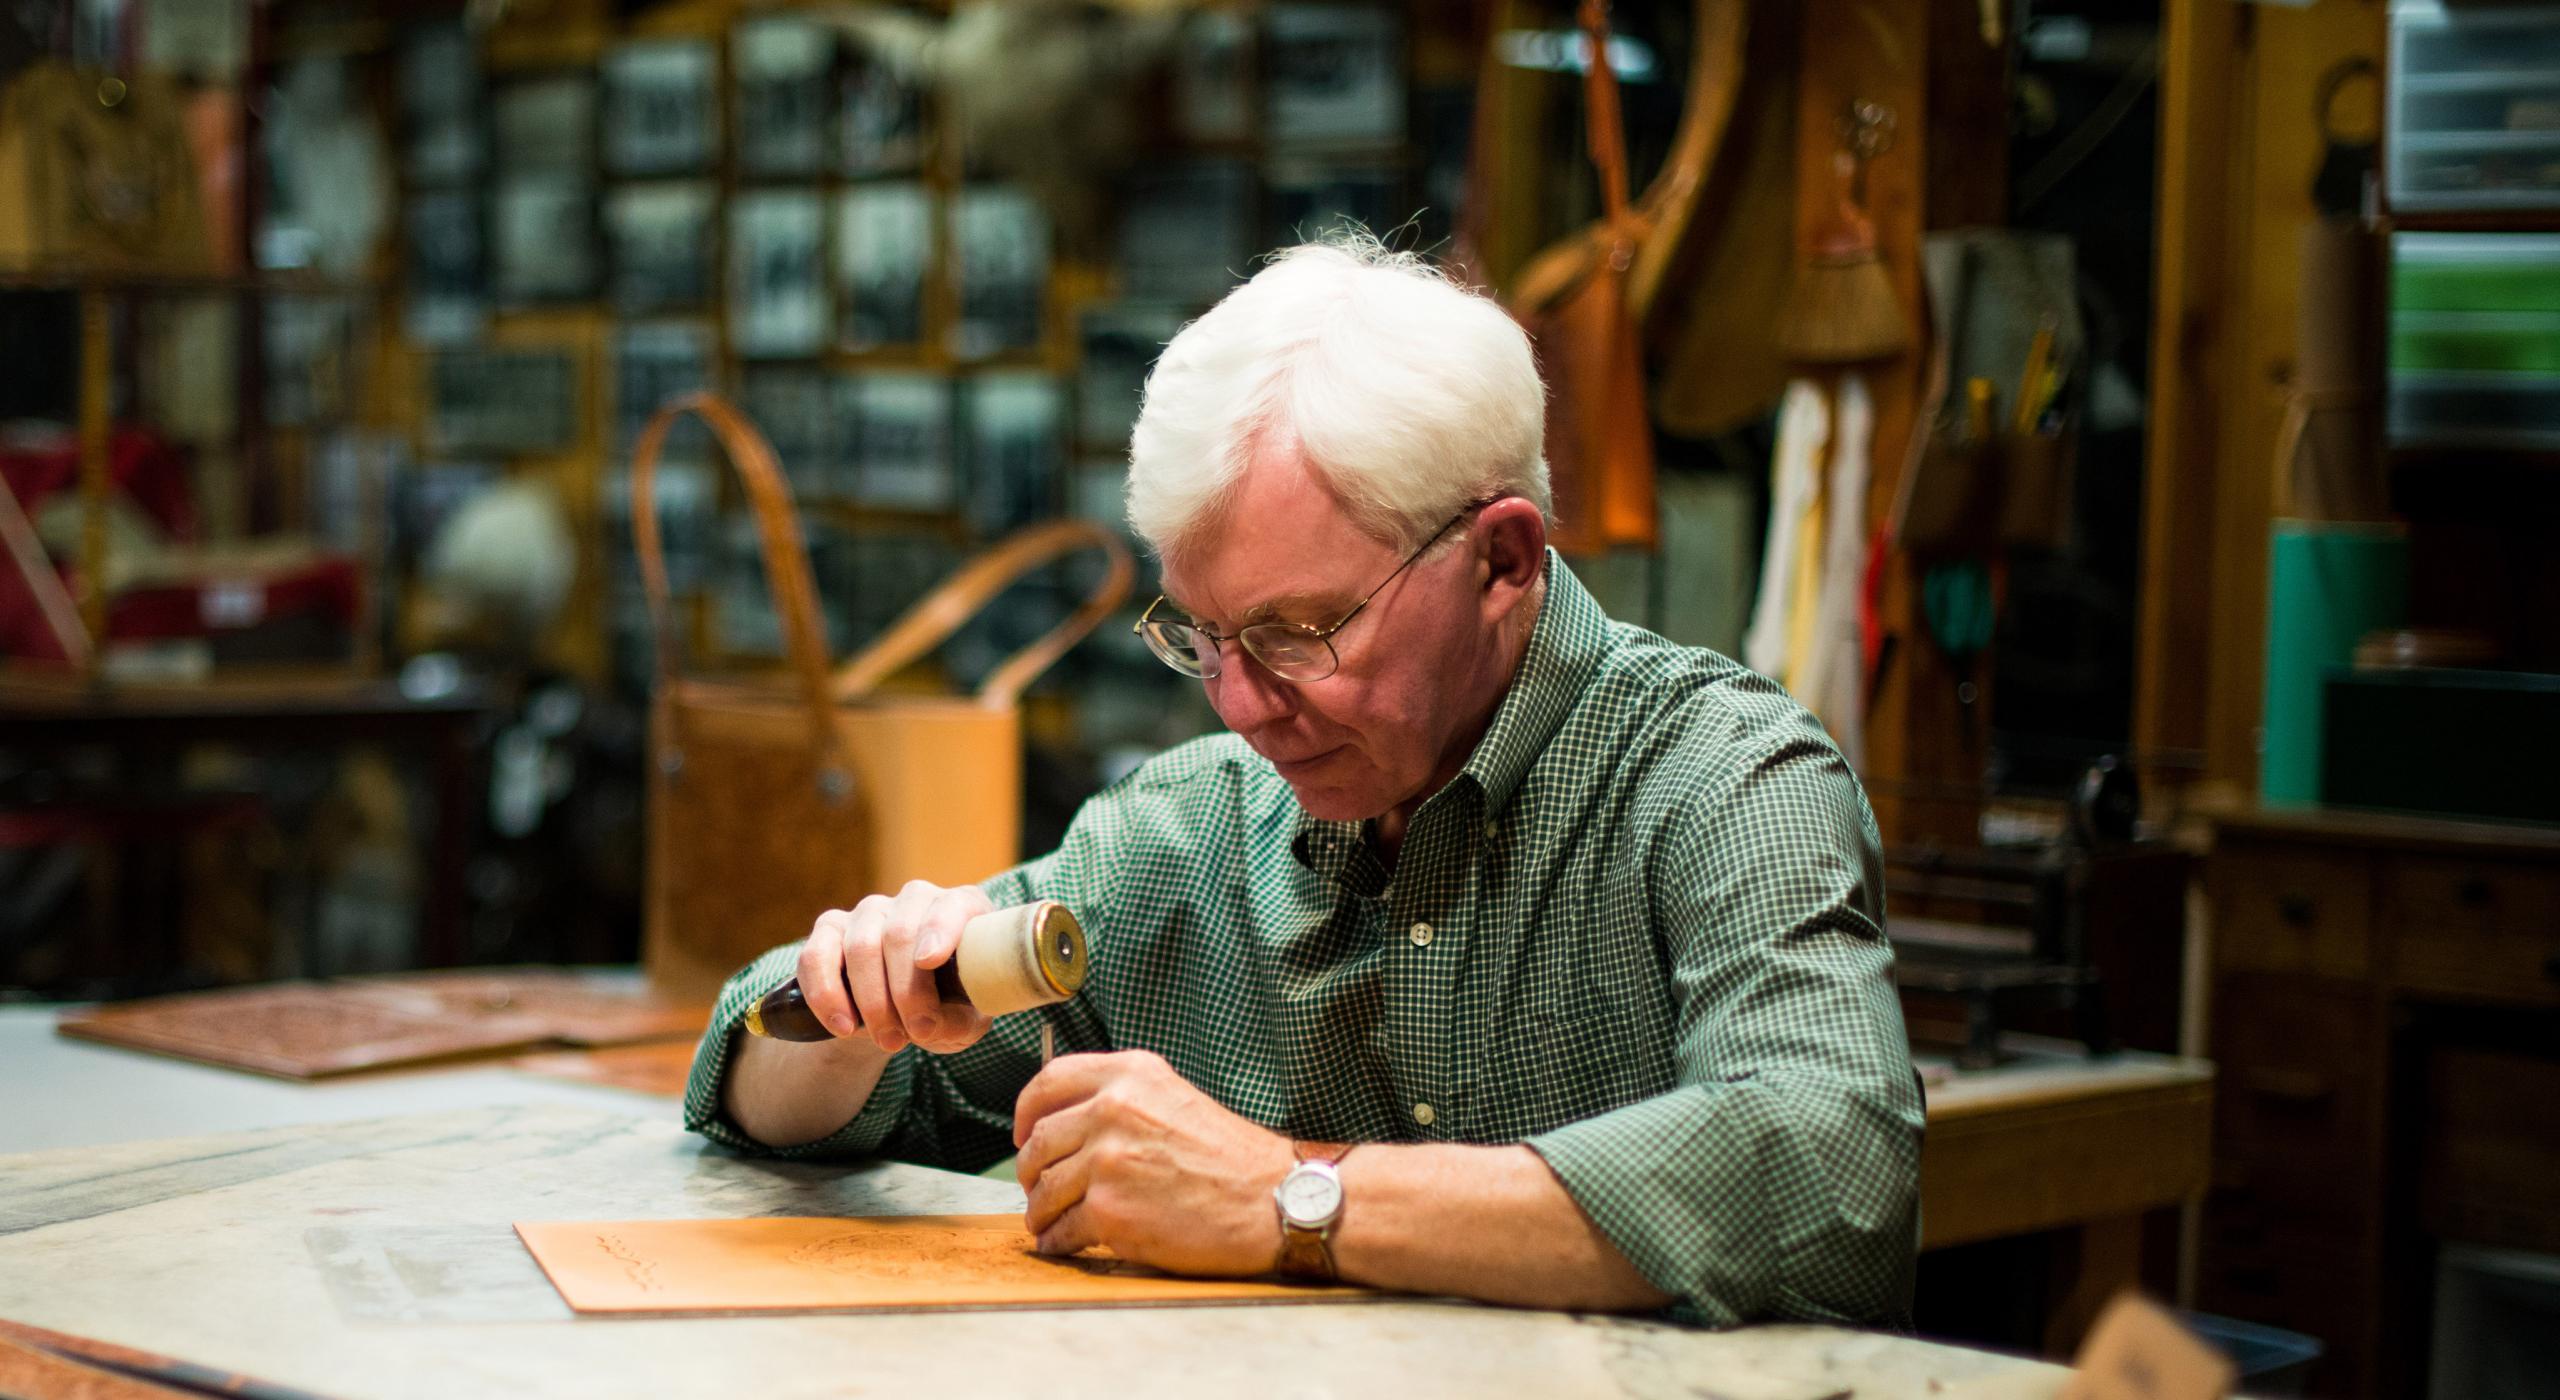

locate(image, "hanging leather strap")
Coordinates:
833 519 1135 709
1581 0 1635 247
631 392 847 785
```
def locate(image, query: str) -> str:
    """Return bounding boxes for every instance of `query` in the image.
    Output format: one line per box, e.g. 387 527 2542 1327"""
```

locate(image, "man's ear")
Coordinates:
1475 497 1547 608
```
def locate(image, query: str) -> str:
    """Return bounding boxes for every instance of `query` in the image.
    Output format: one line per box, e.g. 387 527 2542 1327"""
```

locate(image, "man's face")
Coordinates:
1156 447 1497 823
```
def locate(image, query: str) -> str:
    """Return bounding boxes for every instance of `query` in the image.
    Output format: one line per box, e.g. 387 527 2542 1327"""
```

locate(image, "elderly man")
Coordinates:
685 238 1921 1326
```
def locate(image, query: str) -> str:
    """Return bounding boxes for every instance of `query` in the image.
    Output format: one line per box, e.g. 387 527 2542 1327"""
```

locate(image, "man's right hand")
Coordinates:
792 880 997 1056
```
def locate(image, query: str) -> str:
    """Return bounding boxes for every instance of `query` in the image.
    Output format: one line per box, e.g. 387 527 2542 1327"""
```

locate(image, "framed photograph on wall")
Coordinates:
399 21 482 182
734 16 832 177
728 189 828 358
1264 5 1403 149
605 182 717 314
265 295 363 428
963 372 1065 536
844 372 954 512
1117 161 1254 305
740 366 845 501
605 38 718 176
493 175 599 302
1266 162 1405 246
613 321 716 464
404 190 485 346
493 72 596 173
950 185 1047 360
841 47 925 176
1173 10 1254 146
1075 302 1184 450
427 350 577 457
835 182 932 351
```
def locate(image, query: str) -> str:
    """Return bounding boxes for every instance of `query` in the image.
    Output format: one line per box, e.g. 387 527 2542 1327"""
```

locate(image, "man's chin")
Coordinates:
1282 780 1384 825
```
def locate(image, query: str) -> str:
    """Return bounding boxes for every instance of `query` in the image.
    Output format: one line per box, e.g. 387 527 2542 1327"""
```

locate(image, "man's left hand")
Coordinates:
1013 1050 1293 1276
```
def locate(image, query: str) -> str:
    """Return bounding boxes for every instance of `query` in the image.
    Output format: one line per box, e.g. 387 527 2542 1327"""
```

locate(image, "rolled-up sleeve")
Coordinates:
1523 724 1922 1327
681 803 1124 1172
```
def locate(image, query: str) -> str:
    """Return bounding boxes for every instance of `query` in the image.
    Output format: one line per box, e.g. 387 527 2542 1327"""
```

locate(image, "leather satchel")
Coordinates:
1503 0 1661 554
630 394 1132 1000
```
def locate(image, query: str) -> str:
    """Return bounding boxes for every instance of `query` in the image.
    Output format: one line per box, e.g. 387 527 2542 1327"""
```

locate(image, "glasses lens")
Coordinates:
1140 618 1218 677
1241 625 1338 681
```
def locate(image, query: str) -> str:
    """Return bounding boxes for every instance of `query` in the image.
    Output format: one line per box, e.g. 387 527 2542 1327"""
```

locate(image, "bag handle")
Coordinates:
631 392 850 794
834 519 1136 709
1580 0 1635 247
1505 0 1651 316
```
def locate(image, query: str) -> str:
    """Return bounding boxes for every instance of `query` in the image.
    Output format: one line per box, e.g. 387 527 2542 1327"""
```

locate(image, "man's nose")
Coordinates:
1205 642 1297 731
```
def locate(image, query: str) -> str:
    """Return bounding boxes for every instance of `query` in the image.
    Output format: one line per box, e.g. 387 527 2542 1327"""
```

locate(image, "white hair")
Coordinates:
1125 236 1549 558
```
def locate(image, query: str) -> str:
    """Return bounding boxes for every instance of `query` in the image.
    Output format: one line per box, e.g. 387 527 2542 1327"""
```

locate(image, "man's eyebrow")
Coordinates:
1164 590 1344 626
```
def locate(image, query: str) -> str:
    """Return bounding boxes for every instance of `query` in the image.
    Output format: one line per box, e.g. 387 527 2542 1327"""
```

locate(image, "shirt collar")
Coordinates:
1287 549 1609 882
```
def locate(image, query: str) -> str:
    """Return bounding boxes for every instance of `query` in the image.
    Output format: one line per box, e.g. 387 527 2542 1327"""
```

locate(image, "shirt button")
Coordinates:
1412 1102 1436 1127
1483 819 1499 840
1408 921 1434 947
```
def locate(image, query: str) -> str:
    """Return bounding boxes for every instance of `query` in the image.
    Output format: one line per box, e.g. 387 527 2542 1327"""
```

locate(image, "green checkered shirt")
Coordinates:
685 552 1921 1327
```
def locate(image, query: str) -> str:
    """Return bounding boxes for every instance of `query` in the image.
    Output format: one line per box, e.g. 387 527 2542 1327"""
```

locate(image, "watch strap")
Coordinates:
1276 1142 1356 1280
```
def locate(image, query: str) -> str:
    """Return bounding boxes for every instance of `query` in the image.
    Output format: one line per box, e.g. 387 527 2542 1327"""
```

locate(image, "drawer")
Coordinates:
2420 1046 2560 1255
2212 843 2374 977
2194 1209 2379 1400
2207 975 2386 1217
2385 856 2560 1006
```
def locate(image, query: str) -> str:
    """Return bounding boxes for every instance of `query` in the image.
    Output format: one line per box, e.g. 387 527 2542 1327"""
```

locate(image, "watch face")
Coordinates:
1278 1165 1342 1227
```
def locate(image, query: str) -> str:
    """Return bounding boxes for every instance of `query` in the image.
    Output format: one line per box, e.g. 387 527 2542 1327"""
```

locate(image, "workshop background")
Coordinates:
1 1 2555 1395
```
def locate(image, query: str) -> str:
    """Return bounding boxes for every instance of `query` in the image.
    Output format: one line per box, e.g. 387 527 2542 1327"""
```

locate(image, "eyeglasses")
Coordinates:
1134 500 1492 683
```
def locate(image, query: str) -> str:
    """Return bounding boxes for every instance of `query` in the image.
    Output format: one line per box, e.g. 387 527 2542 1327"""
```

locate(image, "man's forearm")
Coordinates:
721 1030 894 1148
1328 1143 1673 1312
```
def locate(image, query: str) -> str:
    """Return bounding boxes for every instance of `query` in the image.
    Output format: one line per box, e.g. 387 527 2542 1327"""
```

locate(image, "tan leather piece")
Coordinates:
54 975 705 1080
515 1215 1374 1313
628 393 1132 1002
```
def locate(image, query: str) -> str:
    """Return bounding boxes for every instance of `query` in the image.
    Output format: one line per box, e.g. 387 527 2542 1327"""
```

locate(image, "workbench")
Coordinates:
0 1008 2208 1397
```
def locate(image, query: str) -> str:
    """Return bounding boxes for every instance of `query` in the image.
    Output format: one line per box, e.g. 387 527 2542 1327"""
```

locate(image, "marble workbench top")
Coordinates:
0 1105 2069 1400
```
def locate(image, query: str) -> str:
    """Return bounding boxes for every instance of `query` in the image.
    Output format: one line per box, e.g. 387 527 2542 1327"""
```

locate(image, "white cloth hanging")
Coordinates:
1743 379 1829 681
1796 372 1873 767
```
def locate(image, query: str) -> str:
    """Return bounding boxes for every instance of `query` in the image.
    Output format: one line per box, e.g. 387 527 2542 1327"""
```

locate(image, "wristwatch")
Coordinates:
1272 1140 1356 1280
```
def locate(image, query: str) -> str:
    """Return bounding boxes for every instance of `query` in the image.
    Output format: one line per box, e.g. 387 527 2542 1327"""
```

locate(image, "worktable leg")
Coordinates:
2042 1210 2145 1356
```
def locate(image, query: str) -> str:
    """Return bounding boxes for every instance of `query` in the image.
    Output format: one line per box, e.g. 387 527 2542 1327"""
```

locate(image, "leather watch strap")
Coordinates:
1295 1140 1351 1167
1276 1141 1356 1280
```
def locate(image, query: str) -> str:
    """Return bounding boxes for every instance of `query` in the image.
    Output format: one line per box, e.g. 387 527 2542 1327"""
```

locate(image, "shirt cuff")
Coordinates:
1522 1086 1786 1328
680 941 916 1160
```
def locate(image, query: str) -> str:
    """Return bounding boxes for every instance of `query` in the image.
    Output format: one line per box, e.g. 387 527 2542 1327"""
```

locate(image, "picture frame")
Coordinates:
841 46 925 177
613 321 718 465
493 174 600 303
605 182 718 314
403 190 486 347
1075 302 1185 450
740 366 845 501
1117 161 1255 305
398 20 482 182
604 38 718 177
963 372 1065 536
1264 5 1404 149
949 185 1047 360
493 72 596 174
734 16 833 177
728 189 829 358
1173 10 1255 146
835 182 933 351
844 372 955 512
427 350 577 457
1265 162 1406 247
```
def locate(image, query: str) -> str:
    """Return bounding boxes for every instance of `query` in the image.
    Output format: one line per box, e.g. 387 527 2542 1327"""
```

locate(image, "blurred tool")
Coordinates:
746 900 1088 1041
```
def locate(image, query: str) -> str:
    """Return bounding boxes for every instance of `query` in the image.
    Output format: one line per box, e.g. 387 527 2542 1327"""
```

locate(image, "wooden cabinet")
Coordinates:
2200 808 2560 1399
